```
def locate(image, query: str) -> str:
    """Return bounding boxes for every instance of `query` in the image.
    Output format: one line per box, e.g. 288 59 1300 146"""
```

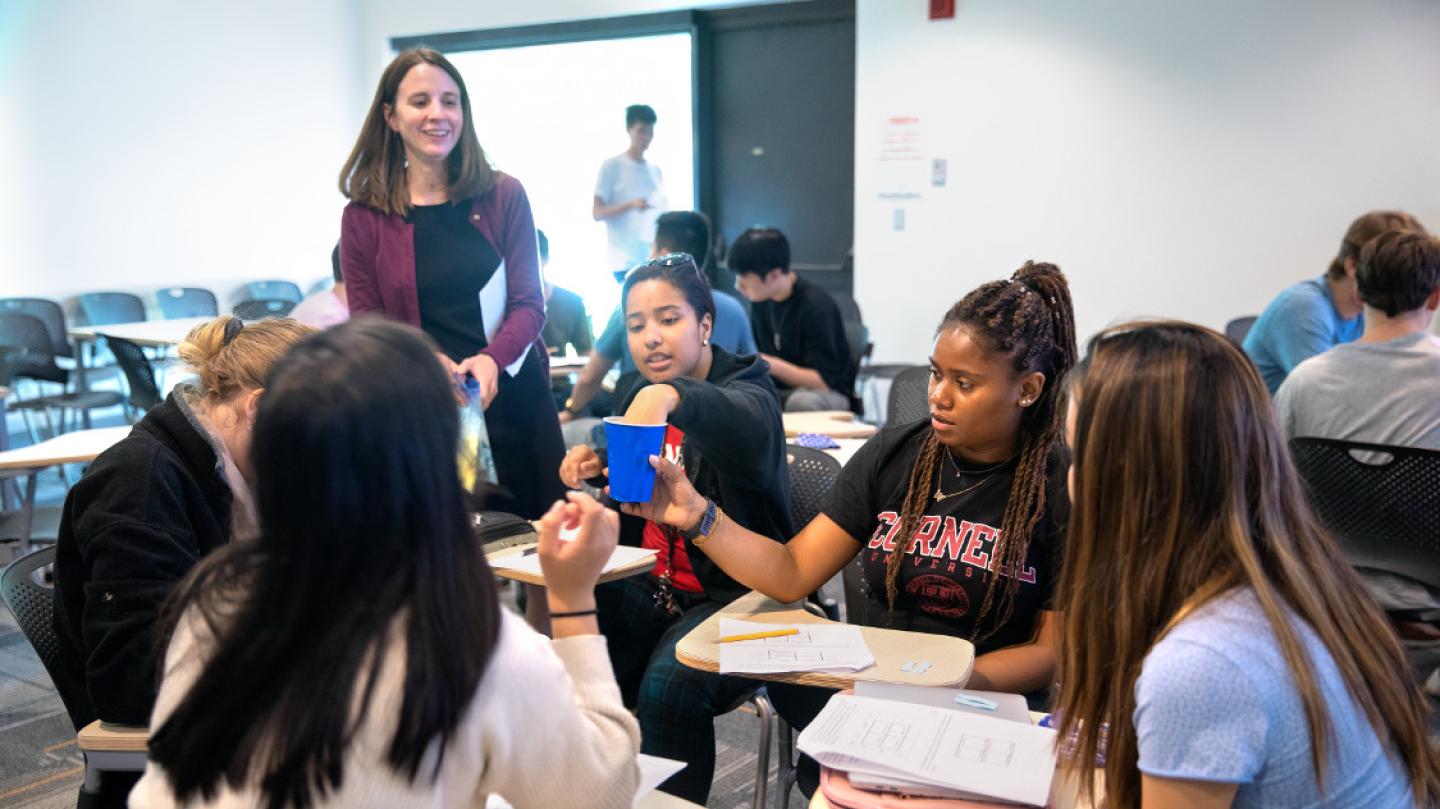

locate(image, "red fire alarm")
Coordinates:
930 0 955 19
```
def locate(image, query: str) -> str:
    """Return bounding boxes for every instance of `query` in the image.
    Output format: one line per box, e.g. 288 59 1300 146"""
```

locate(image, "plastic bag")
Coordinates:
458 377 498 492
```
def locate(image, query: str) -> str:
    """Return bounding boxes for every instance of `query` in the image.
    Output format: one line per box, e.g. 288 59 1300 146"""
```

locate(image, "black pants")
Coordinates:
482 347 567 519
596 575 758 804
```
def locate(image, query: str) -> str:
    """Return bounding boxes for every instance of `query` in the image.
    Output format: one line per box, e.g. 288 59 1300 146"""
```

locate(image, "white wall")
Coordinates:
356 0 786 86
855 0 1440 362
0 0 364 310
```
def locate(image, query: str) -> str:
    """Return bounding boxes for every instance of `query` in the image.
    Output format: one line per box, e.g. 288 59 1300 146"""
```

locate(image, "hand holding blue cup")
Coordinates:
603 417 667 502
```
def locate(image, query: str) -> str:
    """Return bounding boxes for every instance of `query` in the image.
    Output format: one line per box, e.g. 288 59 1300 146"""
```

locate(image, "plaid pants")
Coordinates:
596 575 759 804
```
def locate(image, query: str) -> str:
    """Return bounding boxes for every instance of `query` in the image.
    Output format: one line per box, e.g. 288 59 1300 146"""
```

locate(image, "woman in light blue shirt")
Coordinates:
1054 321 1439 809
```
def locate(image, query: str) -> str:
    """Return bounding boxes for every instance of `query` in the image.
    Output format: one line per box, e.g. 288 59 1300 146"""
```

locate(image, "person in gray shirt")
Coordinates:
1275 227 1439 620
1275 227 1439 449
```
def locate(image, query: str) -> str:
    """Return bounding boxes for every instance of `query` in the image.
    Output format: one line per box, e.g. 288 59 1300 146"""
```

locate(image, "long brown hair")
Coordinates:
885 261 1076 642
339 48 496 216
1056 321 1440 808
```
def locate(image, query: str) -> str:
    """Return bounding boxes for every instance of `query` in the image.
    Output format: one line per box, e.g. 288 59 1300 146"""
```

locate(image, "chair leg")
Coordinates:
752 691 774 809
776 719 795 809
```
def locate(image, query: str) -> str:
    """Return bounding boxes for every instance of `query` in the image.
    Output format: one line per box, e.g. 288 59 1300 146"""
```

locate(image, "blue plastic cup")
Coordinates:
603 417 667 502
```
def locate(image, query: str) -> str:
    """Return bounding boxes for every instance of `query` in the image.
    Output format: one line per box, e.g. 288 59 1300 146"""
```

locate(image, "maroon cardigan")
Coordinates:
339 173 546 372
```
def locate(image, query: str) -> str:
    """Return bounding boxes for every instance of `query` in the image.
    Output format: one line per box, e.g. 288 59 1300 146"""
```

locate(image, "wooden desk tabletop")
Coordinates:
78 720 148 753
68 316 215 347
0 426 130 472
675 591 973 690
783 411 878 440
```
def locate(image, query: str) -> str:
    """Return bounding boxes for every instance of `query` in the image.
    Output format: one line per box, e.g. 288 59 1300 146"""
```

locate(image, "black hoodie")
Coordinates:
608 347 795 603
51 390 233 729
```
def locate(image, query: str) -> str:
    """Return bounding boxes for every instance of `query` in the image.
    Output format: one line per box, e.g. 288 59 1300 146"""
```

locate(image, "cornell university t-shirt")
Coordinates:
823 421 1067 653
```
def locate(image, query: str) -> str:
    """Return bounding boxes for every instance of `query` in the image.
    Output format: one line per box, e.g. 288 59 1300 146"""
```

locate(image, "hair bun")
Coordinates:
177 316 314 401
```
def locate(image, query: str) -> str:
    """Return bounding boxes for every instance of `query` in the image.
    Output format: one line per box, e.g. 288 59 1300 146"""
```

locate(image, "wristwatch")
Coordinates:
680 498 721 545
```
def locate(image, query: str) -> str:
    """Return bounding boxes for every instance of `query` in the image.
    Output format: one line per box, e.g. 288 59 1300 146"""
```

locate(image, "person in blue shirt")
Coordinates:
1243 210 1422 393
1055 321 1439 809
561 210 755 422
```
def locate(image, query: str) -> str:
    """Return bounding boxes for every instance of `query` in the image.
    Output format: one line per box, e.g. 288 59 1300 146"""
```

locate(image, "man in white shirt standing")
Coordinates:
593 104 666 277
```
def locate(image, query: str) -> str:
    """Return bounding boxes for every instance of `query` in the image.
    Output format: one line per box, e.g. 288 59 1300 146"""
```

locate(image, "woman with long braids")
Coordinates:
1057 322 1439 809
630 260 1076 794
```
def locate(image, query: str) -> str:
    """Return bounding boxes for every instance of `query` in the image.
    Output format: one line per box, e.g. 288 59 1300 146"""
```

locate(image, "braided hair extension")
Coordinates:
883 262 1077 642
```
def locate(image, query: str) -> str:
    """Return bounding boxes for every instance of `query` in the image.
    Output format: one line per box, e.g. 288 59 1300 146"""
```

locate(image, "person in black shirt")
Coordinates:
729 227 854 410
628 261 1077 796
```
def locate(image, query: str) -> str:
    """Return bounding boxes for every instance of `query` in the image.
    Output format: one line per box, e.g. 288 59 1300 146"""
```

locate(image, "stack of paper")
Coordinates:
717 618 876 675
798 694 1057 807
488 545 656 578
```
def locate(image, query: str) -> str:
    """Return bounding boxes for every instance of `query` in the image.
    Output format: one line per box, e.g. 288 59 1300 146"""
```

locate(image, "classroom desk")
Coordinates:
66 316 215 417
675 591 974 690
0 426 130 551
821 437 868 468
547 354 589 381
68 316 216 350
783 410 878 440
636 792 705 809
484 526 657 587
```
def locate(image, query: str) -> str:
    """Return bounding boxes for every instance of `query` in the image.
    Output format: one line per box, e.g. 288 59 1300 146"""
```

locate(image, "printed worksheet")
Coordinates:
797 694 1057 807
717 618 875 674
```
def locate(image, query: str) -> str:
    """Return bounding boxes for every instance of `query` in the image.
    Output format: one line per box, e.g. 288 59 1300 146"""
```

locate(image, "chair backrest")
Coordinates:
0 546 84 726
786 444 843 532
1289 437 1440 592
1224 315 1258 346
0 297 72 358
244 281 303 304
156 287 218 319
102 335 162 412
306 277 334 296
885 365 931 427
0 313 65 384
829 292 873 367
0 345 25 388
78 292 147 327
232 298 297 320
839 554 868 626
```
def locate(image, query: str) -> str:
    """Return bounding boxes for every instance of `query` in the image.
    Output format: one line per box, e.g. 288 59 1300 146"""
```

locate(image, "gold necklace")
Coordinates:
932 449 1009 502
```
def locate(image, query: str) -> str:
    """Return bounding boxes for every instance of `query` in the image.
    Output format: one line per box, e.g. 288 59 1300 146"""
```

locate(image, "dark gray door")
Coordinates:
701 3 855 288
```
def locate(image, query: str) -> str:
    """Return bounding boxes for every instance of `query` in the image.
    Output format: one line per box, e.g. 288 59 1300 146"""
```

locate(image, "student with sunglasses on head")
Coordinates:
632 262 1077 796
558 253 792 804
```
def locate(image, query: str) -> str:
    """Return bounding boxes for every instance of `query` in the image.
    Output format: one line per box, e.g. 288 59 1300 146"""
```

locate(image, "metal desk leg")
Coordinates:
73 336 92 429
19 472 37 554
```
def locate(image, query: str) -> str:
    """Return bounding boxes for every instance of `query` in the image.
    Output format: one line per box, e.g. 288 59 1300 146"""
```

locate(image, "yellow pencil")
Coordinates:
718 628 799 643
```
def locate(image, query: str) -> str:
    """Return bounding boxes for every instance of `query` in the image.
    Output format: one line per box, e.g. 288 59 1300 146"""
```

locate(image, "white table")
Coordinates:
782 410 877 440
67 316 215 349
0 427 130 550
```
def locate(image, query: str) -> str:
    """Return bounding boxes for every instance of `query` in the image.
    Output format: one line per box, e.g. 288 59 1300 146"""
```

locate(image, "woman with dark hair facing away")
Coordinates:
558 254 793 804
632 261 1076 795
131 317 639 809
338 47 565 520
1057 322 1439 809
51 316 312 806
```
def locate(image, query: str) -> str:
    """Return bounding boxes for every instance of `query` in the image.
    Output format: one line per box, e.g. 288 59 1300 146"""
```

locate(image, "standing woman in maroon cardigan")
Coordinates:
338 48 565 519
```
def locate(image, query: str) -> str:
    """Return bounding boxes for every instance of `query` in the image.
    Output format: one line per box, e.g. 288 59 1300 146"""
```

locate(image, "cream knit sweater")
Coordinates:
130 609 640 808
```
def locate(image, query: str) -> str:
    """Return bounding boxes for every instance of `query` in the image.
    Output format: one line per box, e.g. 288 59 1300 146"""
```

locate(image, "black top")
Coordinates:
823 421 1068 654
751 276 854 397
409 201 502 362
542 285 593 356
602 348 796 603
51 390 233 728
